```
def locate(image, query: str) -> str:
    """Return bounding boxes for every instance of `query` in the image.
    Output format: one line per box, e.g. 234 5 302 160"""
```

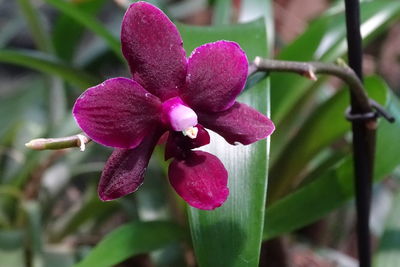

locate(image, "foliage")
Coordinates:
0 0 400 266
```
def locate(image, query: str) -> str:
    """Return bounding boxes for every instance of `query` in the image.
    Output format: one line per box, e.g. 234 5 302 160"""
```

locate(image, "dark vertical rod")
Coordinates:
344 1 375 267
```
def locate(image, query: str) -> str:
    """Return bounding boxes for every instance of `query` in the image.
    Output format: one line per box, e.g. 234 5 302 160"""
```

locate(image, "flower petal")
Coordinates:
98 132 162 201
182 41 248 112
121 2 187 101
73 78 161 149
198 102 275 145
165 124 210 160
168 151 229 210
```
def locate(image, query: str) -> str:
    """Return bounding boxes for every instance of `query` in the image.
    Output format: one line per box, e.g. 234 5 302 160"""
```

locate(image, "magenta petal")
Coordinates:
198 102 275 145
121 2 187 101
168 151 229 210
182 41 248 112
98 132 162 201
73 78 161 149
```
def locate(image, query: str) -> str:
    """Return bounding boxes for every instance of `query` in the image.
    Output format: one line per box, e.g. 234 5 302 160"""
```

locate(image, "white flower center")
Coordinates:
182 126 198 139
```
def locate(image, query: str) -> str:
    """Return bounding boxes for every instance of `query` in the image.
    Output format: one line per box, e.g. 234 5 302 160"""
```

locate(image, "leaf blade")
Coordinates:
264 77 400 240
179 17 271 267
43 0 122 59
0 49 98 88
74 221 184 267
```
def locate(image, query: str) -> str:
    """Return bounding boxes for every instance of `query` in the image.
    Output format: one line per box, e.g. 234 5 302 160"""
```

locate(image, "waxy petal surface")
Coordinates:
169 151 229 210
98 132 162 201
73 78 161 149
198 102 275 145
121 2 187 101
182 41 248 112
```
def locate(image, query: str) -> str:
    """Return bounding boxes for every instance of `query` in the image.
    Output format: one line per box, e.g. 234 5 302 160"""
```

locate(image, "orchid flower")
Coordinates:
72 1 275 210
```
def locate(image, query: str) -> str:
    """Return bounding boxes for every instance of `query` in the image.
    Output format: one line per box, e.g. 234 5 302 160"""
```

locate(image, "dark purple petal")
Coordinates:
182 41 248 112
168 151 229 210
121 2 187 101
98 132 162 201
73 78 161 149
165 124 210 160
198 102 275 145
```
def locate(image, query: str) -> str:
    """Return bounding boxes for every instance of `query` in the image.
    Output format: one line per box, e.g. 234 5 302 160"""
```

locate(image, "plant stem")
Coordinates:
344 0 373 266
25 57 380 152
253 57 371 113
25 134 91 151
253 55 383 267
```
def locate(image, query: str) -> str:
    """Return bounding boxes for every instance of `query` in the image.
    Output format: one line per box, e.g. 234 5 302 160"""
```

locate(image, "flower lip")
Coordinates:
161 97 198 132
165 124 210 160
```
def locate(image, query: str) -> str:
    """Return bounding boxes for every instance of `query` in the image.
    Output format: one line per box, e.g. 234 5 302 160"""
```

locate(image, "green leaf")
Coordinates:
52 0 107 61
268 77 386 201
0 230 24 250
271 1 400 123
43 0 122 59
52 197 119 242
238 0 274 54
373 190 400 267
0 49 98 88
263 77 400 240
24 201 44 266
269 1 400 201
179 17 271 267
74 221 185 267
0 247 25 267
212 0 232 25
17 0 53 52
270 1 400 162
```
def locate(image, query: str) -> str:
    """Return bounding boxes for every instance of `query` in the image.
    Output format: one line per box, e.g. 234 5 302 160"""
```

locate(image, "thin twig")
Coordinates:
25 134 91 151
252 57 371 113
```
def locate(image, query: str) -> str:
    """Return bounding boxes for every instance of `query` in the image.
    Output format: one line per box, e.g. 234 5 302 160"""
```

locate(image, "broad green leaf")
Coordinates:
0 230 24 250
263 78 400 240
270 1 400 199
0 49 98 88
74 221 185 267
43 0 122 59
52 0 107 61
212 0 232 25
52 197 119 243
373 190 400 267
179 17 271 267
238 0 274 54
271 1 400 162
0 247 25 267
271 1 400 123
268 77 386 201
17 0 53 52
24 201 44 267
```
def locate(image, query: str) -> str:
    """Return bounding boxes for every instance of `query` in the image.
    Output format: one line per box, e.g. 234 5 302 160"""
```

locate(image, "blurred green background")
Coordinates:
1 0 400 266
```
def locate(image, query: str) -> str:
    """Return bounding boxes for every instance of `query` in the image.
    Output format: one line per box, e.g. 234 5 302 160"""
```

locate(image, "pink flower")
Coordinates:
72 2 275 210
